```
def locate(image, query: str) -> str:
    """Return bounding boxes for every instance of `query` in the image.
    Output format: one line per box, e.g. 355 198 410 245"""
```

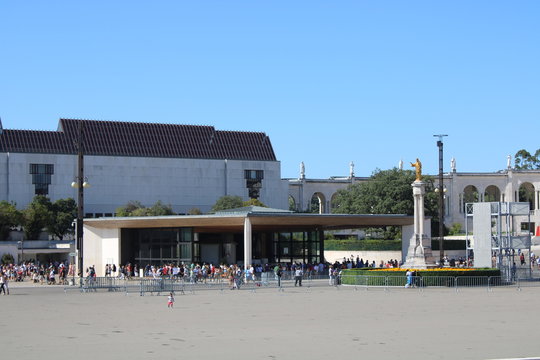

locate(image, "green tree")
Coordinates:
1 253 15 265
187 207 202 215
332 168 439 238
47 198 77 240
115 201 145 217
0 201 22 240
115 200 174 217
211 195 244 212
146 200 174 216
514 149 540 170
22 196 53 240
242 198 267 207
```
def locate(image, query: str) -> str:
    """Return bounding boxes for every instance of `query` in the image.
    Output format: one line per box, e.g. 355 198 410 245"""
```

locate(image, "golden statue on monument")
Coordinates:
410 158 422 181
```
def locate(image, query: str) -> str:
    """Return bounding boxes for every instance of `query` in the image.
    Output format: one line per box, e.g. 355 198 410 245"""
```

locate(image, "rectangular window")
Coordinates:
29 163 54 195
244 170 264 180
245 170 264 199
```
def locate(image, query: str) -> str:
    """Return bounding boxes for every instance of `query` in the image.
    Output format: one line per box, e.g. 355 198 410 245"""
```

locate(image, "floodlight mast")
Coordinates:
434 134 448 266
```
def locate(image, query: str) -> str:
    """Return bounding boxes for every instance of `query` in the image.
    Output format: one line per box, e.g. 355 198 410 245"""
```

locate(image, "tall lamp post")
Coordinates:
434 134 448 266
71 122 89 280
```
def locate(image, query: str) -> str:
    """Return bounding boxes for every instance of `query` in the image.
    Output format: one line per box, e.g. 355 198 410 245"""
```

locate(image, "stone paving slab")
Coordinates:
1 285 539 360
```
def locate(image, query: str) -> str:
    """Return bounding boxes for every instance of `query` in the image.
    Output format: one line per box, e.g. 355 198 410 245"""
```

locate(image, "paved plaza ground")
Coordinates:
2 282 539 360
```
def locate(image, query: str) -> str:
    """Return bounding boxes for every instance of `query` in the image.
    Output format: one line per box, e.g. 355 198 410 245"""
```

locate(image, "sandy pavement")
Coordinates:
1 282 539 360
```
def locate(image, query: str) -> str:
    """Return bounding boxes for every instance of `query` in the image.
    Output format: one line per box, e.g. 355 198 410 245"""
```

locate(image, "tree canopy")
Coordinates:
0 201 22 240
20 196 78 240
211 196 267 212
242 198 267 208
331 168 440 238
22 195 53 240
514 149 540 170
116 200 174 217
211 195 244 212
47 198 77 240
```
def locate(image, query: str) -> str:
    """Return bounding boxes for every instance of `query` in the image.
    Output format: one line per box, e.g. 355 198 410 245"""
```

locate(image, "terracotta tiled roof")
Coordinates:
0 118 277 161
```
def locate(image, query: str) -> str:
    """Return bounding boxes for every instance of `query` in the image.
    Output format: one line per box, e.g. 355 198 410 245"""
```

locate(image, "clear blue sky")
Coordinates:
1 1 539 179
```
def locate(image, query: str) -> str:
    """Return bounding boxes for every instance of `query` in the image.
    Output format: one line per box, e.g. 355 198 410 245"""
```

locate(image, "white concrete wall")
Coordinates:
83 226 120 277
0 245 19 263
0 153 288 214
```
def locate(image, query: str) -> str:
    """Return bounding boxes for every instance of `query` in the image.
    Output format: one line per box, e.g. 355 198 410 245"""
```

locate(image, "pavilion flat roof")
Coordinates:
84 213 415 233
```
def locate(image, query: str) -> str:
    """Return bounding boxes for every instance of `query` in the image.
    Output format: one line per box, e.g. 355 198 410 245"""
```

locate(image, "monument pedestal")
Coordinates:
402 180 437 269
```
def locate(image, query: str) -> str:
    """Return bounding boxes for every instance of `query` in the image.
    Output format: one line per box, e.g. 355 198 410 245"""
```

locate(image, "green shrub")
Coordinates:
1 253 14 265
324 239 401 251
448 223 462 235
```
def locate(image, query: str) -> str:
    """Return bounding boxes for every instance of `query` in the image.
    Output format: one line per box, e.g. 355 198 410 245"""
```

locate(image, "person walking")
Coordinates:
275 264 282 288
167 292 175 309
294 267 303 287
0 272 5 295
405 270 413 288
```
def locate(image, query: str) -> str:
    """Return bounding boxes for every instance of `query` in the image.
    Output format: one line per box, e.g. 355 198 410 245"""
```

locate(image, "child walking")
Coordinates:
167 292 174 309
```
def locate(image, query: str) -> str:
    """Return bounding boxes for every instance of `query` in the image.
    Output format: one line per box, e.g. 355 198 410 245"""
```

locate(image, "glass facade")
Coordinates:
272 230 321 264
121 227 323 266
124 227 193 265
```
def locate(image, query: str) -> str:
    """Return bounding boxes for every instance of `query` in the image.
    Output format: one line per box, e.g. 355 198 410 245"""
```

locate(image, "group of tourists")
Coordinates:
339 255 402 270
527 252 540 269
103 263 138 279
0 261 73 285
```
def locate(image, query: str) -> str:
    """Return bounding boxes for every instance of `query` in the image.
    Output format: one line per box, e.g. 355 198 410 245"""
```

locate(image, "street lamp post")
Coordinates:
434 134 448 266
71 122 89 281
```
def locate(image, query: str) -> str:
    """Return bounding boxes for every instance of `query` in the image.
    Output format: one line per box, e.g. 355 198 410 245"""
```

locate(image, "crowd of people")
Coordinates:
0 261 75 287
1 254 457 289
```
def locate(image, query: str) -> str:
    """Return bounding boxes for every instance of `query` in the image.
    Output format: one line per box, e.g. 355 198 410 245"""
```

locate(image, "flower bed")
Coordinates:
342 268 500 277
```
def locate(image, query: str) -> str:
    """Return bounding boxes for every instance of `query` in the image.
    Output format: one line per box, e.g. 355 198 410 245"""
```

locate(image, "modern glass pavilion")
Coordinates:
83 206 415 276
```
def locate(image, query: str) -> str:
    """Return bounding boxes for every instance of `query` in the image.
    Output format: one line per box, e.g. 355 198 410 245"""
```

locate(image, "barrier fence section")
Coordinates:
66 273 332 294
64 274 540 294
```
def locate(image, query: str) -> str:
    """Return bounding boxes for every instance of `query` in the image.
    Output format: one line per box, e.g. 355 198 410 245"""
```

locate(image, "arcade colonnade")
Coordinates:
288 169 540 231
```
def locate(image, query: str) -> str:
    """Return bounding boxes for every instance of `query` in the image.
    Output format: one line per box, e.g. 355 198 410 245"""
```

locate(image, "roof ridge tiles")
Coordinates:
1 118 277 161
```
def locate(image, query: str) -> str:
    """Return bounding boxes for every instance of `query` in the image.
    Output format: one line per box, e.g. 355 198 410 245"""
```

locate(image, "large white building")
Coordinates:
1 117 539 233
0 118 289 215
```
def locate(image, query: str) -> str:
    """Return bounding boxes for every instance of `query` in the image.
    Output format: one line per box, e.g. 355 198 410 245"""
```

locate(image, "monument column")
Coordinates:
402 158 435 269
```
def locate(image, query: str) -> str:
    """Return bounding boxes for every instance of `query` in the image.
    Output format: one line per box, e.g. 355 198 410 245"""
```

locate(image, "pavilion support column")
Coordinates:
244 217 252 272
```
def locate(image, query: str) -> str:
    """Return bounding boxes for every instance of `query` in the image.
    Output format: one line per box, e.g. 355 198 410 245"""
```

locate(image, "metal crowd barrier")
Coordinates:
64 273 331 295
64 274 540 295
